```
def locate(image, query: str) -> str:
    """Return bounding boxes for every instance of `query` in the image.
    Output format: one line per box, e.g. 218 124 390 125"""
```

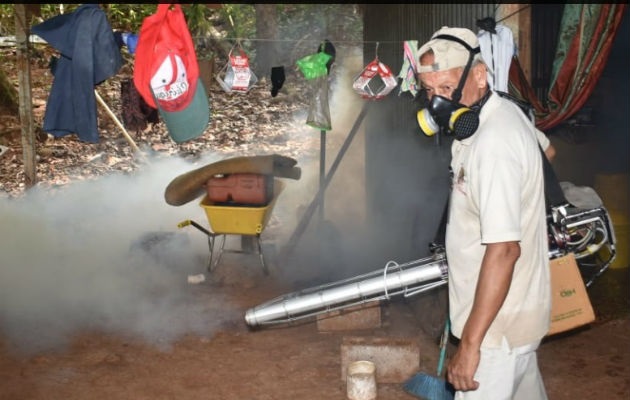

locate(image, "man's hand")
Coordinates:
447 341 480 391
446 241 520 392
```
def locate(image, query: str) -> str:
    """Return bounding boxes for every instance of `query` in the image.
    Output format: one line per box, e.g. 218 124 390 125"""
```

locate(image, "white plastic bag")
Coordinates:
352 58 398 100
216 45 257 93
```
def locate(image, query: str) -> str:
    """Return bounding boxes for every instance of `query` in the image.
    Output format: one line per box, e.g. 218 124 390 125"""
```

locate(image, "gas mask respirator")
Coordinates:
416 34 484 141
417 95 480 140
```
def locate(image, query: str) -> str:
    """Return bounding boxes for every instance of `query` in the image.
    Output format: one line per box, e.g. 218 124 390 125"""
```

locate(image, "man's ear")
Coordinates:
473 63 488 89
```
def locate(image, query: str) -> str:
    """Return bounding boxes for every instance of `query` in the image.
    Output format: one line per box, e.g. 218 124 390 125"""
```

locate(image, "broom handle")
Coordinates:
94 90 142 155
436 318 450 376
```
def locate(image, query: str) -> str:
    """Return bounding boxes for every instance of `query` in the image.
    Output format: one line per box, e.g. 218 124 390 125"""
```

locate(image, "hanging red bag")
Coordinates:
133 4 209 143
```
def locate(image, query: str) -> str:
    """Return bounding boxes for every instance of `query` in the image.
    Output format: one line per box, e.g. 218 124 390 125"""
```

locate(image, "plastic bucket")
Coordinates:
347 360 377 400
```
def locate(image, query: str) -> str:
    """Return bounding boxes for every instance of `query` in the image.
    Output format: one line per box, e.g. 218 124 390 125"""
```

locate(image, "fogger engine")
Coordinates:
547 204 616 286
245 203 617 327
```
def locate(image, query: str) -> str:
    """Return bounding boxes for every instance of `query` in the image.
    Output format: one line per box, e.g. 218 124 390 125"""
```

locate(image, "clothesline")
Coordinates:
195 36 397 46
196 20 516 100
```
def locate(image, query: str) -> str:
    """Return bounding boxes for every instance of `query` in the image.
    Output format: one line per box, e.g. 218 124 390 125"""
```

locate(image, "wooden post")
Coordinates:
498 4 532 83
517 5 532 83
14 4 37 188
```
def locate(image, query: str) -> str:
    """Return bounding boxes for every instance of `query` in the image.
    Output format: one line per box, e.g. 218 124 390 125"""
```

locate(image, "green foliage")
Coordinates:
218 4 256 40
0 4 362 42
217 4 256 52
206 4 362 67
275 5 363 64
183 4 221 59
0 4 362 67
101 4 156 32
0 4 155 36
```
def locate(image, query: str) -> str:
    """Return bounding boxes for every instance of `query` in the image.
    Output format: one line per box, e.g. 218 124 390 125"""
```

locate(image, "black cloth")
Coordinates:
540 145 569 208
32 4 122 143
318 39 336 75
270 66 285 97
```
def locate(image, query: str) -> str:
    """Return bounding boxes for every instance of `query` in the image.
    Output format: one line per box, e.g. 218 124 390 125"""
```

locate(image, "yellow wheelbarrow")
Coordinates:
178 179 285 275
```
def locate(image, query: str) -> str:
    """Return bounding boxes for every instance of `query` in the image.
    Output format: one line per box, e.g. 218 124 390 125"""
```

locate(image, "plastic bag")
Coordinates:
352 58 398 100
216 45 258 93
306 75 331 131
296 52 332 80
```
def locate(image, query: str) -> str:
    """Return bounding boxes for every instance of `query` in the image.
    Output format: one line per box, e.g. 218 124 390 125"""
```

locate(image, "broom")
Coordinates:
403 318 455 400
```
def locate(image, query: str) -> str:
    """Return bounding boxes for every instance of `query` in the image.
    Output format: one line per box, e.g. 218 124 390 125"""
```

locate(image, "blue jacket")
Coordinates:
32 4 122 143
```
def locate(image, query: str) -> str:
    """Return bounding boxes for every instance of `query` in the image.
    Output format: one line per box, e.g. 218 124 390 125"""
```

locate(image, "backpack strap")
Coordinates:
539 144 569 208
432 91 569 250
495 90 569 209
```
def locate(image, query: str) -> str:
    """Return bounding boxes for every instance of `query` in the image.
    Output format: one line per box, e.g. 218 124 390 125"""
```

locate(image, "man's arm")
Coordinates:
446 241 520 391
544 143 556 162
534 128 556 162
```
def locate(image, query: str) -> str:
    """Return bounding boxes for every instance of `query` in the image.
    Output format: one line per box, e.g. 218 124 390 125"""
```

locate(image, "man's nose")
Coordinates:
436 88 451 98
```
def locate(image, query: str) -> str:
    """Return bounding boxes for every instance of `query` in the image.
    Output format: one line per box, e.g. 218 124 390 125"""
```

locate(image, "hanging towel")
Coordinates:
478 23 515 92
397 40 420 97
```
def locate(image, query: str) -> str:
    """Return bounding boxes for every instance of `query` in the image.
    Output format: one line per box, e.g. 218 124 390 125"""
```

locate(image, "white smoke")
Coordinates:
0 153 243 356
0 43 401 356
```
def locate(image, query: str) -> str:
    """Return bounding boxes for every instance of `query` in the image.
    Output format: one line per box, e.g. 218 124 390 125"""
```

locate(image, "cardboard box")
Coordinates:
548 253 596 335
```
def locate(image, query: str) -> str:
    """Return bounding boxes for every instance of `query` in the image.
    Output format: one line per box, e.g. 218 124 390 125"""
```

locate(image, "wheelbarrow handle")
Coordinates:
178 219 215 237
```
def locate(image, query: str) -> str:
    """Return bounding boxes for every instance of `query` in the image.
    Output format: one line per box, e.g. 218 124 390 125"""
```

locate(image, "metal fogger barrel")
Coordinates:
245 254 449 327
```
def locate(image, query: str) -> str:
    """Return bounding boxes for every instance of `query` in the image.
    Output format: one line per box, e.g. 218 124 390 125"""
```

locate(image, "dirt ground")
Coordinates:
1 255 628 400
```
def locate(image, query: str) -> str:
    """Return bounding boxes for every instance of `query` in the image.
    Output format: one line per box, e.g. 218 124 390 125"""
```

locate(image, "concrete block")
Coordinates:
340 336 420 383
316 301 381 332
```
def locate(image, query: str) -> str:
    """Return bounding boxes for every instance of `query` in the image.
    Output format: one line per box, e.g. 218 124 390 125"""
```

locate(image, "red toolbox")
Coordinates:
206 173 273 206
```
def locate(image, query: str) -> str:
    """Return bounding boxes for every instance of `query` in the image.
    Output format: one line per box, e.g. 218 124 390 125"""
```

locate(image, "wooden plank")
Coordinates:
498 4 533 83
518 5 532 83
14 4 37 188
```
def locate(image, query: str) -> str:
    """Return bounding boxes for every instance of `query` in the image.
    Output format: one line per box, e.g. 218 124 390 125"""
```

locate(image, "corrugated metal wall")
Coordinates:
362 4 497 131
360 4 497 263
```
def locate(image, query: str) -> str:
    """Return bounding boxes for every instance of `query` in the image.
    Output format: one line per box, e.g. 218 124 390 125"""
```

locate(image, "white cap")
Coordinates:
417 26 483 73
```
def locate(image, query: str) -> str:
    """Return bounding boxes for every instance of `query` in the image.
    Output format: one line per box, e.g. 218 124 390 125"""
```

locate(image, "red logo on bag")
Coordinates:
133 4 199 111
150 47 193 111
228 52 252 92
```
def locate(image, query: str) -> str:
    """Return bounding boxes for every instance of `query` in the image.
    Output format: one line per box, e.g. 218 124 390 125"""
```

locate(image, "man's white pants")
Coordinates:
455 337 548 400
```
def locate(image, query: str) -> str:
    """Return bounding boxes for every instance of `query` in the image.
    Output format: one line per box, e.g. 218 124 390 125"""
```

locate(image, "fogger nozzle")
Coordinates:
245 255 448 326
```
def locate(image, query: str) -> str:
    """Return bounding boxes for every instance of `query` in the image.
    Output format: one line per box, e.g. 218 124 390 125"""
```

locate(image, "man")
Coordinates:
416 27 551 399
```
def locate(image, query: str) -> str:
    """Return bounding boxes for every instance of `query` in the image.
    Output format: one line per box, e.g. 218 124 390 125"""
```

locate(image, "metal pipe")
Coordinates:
245 254 447 326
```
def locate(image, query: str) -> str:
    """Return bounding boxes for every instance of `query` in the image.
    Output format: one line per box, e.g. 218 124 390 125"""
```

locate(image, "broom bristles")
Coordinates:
403 372 455 400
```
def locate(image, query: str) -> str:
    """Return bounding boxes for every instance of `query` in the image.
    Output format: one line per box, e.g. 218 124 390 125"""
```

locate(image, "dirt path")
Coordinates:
1 261 628 400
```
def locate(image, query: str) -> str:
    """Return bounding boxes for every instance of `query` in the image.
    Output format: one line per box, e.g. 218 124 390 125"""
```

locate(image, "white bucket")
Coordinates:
346 360 377 400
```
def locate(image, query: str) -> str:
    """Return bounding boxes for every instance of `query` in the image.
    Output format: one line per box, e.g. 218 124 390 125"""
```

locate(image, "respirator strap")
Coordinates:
433 34 480 104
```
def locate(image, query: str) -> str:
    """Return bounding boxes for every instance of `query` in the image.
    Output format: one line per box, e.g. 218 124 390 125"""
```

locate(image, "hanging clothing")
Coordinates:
397 40 420 97
478 24 515 92
32 4 122 143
